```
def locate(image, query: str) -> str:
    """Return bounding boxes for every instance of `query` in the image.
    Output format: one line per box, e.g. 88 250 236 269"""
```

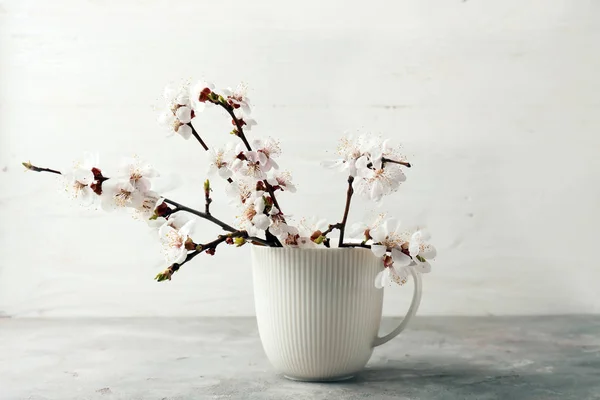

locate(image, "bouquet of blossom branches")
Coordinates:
23 80 436 288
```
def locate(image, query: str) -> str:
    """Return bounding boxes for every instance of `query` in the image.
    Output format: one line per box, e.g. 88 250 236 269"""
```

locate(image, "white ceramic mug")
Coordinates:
251 246 422 381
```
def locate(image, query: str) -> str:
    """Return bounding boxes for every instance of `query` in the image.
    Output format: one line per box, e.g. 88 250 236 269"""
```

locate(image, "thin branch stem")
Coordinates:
382 157 411 168
321 223 341 237
204 180 212 215
222 106 252 151
189 124 209 151
337 175 355 247
163 197 236 233
340 242 371 249
22 162 61 175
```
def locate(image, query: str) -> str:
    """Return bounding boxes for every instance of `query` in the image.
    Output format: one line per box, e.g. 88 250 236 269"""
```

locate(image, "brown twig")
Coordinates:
189 124 209 151
163 197 236 233
337 175 355 247
22 162 61 175
382 157 411 168
156 230 253 281
322 223 342 237
204 179 212 215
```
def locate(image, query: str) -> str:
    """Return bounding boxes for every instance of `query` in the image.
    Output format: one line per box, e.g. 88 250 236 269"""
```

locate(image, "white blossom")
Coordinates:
60 152 100 206
266 171 296 193
323 134 408 201
267 206 291 237
355 163 406 202
348 213 386 241
231 150 268 182
223 83 251 114
225 179 255 206
375 261 411 289
322 134 376 176
207 145 235 179
117 156 159 193
233 108 257 131
158 219 194 265
369 219 436 288
406 229 437 273
158 83 194 140
237 192 270 235
369 218 413 288
283 217 329 248
132 191 163 220
100 179 144 211
252 138 280 171
190 80 215 113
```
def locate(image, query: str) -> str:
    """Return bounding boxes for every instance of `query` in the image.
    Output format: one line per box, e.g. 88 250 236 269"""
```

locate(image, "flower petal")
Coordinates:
175 106 192 123
355 155 369 170
252 214 270 230
254 197 265 213
409 241 420 257
174 248 188 264
391 248 412 267
415 261 431 273
371 244 387 258
370 180 384 201
177 124 192 140
375 268 390 289
374 270 385 289
421 244 437 259
369 226 387 243
218 167 232 179
179 220 195 237
391 266 409 285
321 159 343 169
383 218 400 235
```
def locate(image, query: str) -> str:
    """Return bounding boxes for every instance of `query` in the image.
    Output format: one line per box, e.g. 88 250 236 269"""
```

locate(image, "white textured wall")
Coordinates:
1 0 599 317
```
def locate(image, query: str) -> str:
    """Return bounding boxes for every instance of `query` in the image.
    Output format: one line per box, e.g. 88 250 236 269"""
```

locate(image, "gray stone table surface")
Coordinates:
1 316 600 400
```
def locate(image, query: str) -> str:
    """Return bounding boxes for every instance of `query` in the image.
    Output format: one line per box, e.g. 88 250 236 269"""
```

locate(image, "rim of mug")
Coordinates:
251 245 372 252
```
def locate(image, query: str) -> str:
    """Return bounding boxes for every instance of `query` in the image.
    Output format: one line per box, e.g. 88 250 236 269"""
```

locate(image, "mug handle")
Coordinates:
372 265 423 347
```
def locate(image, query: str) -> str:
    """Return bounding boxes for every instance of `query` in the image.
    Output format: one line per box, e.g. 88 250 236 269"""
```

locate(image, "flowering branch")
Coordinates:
23 79 437 290
22 162 275 246
155 230 251 281
208 94 285 220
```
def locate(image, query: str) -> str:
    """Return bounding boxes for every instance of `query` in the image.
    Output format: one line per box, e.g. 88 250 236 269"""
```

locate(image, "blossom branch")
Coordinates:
21 162 276 245
160 198 270 246
155 230 252 281
338 175 355 247
208 95 285 217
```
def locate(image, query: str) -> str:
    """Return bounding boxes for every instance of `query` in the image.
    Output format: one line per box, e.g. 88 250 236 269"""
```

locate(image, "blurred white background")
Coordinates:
0 0 599 317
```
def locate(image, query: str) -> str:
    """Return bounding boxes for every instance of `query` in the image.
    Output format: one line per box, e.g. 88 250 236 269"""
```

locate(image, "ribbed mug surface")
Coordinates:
251 247 384 381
